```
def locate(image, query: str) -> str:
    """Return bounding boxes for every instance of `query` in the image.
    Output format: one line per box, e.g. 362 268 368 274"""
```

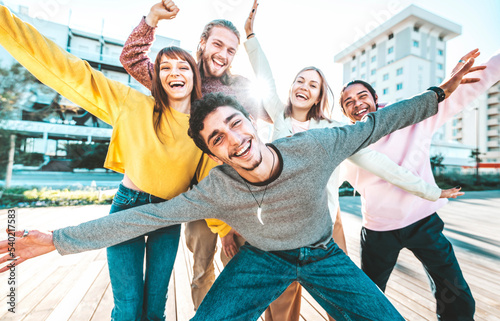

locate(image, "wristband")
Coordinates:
427 86 445 103
247 33 255 39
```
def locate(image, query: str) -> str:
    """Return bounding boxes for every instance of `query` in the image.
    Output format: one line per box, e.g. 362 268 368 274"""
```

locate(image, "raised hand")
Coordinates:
145 0 180 27
245 0 259 38
0 229 56 273
439 49 486 99
439 186 464 199
451 49 486 74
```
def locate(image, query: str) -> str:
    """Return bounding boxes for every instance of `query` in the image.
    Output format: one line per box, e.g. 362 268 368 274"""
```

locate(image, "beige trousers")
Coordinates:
185 219 218 310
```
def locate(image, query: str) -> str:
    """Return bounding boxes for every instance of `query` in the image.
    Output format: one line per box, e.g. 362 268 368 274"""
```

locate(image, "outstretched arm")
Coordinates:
348 148 441 201
244 0 285 122
347 148 465 201
120 1 179 90
317 56 482 163
0 175 223 271
0 5 140 125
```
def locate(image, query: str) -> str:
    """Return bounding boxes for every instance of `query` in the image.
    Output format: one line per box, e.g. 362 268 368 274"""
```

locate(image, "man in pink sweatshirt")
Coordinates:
339 49 500 321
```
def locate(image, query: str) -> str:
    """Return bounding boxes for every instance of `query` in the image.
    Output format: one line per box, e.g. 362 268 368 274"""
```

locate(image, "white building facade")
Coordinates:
334 5 461 103
333 5 490 171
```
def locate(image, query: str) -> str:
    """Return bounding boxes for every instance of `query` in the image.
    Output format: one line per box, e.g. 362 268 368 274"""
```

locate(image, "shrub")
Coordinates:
0 187 114 208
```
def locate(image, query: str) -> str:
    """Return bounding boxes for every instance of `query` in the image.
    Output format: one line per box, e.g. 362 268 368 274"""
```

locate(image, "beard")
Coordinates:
201 50 228 78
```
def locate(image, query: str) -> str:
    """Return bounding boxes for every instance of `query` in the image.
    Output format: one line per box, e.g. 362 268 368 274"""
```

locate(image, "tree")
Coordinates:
469 149 482 184
430 153 445 176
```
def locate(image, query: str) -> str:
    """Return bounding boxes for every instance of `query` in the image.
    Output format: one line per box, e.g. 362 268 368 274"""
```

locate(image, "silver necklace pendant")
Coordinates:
257 207 264 225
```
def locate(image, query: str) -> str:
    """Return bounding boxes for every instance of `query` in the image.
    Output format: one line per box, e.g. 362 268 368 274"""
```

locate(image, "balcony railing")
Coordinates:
488 96 500 105
487 118 499 126
487 107 499 116
487 129 499 137
67 48 122 67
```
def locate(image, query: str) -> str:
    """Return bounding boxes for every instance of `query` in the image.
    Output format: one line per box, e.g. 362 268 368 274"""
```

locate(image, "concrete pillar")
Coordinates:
5 134 16 189
42 131 49 154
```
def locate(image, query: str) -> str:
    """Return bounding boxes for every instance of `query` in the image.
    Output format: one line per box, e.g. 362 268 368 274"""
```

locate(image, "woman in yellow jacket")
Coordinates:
0 5 215 320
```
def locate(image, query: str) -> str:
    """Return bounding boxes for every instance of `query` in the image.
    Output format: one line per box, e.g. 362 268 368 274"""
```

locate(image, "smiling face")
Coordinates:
201 106 263 171
199 27 239 78
341 83 378 122
159 56 194 104
289 69 322 113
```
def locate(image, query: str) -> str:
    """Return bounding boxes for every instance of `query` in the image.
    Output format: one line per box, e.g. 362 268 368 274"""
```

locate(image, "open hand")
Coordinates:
245 0 259 38
439 186 464 199
0 230 56 273
145 0 180 27
438 49 486 99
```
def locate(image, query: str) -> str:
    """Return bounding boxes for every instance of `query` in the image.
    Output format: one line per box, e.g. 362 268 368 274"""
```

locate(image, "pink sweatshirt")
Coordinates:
342 51 500 231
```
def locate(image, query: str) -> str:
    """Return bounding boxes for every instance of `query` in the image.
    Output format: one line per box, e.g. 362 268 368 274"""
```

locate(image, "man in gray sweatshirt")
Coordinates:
0 60 478 320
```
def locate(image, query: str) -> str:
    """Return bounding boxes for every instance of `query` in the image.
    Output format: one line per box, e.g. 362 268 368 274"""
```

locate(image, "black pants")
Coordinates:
360 213 475 321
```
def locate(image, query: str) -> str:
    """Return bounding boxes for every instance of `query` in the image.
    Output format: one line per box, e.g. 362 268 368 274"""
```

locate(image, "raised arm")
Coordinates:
244 0 284 121
0 5 136 125
120 1 179 90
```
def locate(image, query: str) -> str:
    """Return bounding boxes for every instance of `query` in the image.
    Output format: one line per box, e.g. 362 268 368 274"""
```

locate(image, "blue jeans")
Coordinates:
107 184 181 321
361 213 475 321
193 240 403 321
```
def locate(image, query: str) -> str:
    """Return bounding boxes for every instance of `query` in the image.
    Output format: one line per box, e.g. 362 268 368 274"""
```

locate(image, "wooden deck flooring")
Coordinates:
0 190 499 320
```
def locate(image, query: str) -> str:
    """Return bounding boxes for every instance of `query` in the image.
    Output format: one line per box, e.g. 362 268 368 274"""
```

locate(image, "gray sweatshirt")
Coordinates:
53 91 438 254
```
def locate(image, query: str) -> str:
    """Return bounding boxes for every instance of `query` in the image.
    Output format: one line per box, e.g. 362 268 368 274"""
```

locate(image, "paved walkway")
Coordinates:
0 191 499 320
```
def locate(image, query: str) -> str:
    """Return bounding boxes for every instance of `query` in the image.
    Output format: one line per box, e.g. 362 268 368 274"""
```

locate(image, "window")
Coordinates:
438 36 444 41
413 26 420 32
371 69 376 76
371 82 376 89
352 55 356 60
383 88 389 95
352 66 356 72
396 67 403 76
388 46 394 54
361 73 366 79
388 33 394 40
372 43 376 49
383 73 389 81
437 63 443 70
361 49 366 55
438 49 444 56
437 77 443 84
361 61 366 67
413 40 419 48
387 60 394 64
371 56 376 62
396 83 403 91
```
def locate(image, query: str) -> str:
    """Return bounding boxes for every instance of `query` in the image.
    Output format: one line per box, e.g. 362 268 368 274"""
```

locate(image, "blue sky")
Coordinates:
3 0 500 101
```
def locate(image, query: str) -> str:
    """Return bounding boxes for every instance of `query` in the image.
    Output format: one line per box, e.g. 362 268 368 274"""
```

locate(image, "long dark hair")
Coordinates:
150 46 202 140
284 66 333 122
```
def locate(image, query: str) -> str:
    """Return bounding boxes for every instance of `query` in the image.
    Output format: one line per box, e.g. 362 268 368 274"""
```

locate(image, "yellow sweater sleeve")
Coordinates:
0 6 133 125
194 154 233 237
